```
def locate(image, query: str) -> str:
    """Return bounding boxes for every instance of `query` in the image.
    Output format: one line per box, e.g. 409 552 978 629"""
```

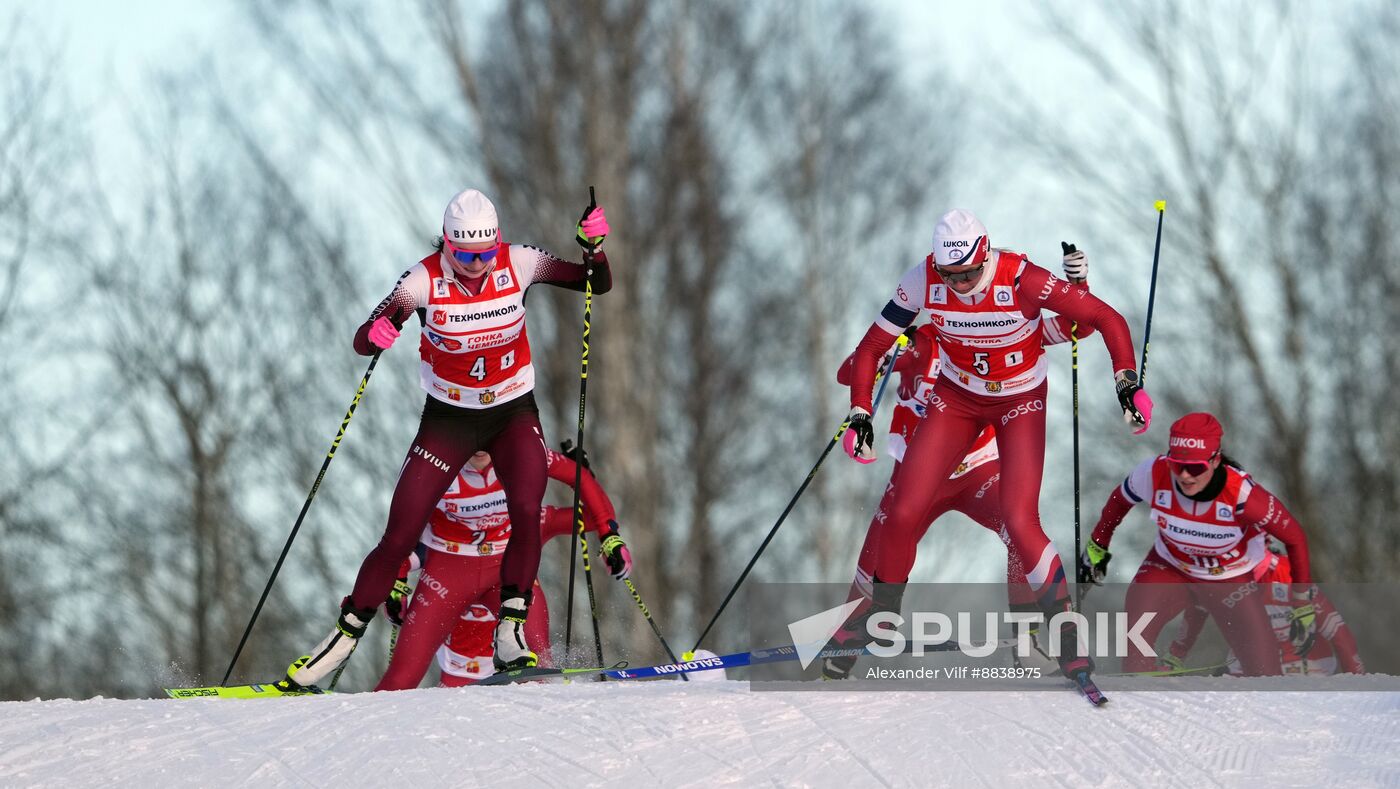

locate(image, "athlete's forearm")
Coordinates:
1091 487 1136 548
540 506 609 542
545 451 618 525
1243 488 1311 584
1041 314 1097 345
848 323 901 412
353 286 416 355
535 250 612 294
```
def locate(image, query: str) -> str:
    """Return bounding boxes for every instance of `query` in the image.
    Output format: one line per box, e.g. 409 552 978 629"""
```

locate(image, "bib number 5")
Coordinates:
973 350 1024 377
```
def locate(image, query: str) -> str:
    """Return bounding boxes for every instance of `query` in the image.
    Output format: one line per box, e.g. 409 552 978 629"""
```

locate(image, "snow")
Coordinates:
2 682 1398 788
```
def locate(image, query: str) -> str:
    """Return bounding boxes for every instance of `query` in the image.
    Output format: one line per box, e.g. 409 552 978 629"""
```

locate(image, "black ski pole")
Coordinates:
692 333 909 652
1063 241 1086 611
1139 200 1167 386
222 351 384 685
621 577 688 680
564 186 605 669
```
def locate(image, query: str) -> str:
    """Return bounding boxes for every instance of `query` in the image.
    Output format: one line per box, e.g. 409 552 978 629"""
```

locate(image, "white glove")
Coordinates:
1061 241 1088 284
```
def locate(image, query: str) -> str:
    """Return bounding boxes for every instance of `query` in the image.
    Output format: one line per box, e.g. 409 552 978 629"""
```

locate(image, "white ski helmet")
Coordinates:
443 188 499 245
932 208 989 269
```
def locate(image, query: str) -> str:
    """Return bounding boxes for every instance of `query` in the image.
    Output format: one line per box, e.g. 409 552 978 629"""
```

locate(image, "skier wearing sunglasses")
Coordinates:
841 208 1147 685
281 188 611 690
1079 412 1315 675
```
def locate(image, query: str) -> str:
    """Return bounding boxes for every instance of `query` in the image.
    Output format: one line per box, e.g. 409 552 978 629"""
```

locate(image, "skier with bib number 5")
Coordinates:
822 245 1097 680
842 209 1151 688
282 188 612 690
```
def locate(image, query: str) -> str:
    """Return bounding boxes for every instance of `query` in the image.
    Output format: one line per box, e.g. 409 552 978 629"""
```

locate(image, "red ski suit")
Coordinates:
836 317 1094 609
848 251 1137 607
1092 456 1312 675
375 449 616 690
1168 553 1364 675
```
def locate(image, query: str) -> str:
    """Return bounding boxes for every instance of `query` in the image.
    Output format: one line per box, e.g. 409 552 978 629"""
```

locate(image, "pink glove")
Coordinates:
1131 389 1153 434
842 409 877 464
1115 370 1152 435
368 316 400 350
581 206 610 238
576 206 610 251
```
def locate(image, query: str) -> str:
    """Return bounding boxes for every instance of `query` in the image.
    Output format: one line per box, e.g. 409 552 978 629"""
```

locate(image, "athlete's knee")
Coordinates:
374 525 422 560
881 496 930 538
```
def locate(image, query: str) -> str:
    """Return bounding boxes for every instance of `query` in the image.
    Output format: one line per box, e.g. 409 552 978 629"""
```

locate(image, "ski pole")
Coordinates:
1063 241 1086 611
564 186 605 669
222 351 384 685
1139 200 1167 386
620 577 688 680
692 333 910 652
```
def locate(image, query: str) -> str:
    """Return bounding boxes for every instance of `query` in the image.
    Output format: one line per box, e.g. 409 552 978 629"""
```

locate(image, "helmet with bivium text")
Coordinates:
443 189 499 246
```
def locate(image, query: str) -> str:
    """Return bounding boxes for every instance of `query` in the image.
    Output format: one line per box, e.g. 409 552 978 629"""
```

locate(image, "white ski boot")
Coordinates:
281 598 375 690
492 592 538 672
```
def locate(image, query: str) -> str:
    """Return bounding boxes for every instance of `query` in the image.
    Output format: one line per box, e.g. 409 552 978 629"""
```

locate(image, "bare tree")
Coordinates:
0 14 91 700
71 70 426 691
740 1 955 586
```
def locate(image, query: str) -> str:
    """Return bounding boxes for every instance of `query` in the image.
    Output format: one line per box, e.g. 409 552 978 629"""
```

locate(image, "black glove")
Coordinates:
599 521 632 580
385 573 412 628
1288 586 1318 654
560 439 592 471
1078 540 1112 585
1114 369 1152 434
842 408 876 463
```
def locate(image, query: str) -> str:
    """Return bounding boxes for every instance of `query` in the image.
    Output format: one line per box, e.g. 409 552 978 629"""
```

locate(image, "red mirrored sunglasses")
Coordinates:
1167 451 1219 477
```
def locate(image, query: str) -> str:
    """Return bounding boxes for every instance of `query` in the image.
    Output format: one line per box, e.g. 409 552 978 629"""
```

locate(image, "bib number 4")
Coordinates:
467 350 517 382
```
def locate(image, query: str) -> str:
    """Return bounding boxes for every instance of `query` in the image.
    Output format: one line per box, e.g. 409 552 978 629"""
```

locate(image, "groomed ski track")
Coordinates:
3 681 1397 787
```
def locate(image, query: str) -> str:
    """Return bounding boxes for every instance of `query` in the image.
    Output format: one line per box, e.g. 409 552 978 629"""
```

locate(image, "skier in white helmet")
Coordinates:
281 188 612 689
840 208 1151 685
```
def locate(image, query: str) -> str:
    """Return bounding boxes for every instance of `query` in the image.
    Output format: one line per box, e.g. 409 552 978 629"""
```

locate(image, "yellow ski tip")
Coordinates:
1154 200 1167 212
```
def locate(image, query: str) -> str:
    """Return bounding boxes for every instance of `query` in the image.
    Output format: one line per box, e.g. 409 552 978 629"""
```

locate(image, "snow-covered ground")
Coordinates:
2 681 1398 788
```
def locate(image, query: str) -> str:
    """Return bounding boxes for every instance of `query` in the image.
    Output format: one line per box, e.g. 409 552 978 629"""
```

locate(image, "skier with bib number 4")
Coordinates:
281 188 612 690
842 209 1149 692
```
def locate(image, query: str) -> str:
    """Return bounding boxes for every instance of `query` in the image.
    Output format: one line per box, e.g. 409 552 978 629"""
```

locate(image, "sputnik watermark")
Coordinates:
788 602 1158 670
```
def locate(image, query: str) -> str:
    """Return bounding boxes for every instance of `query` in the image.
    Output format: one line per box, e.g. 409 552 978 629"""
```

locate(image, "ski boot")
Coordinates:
820 578 906 681
1040 596 1094 681
821 651 858 681
1009 601 1061 675
492 586 538 672
278 597 375 691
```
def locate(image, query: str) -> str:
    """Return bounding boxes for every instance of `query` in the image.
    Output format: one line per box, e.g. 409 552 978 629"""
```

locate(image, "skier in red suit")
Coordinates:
823 244 1097 679
377 446 631 690
1080 412 1314 675
286 188 613 689
843 209 1149 682
1164 550 1364 676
